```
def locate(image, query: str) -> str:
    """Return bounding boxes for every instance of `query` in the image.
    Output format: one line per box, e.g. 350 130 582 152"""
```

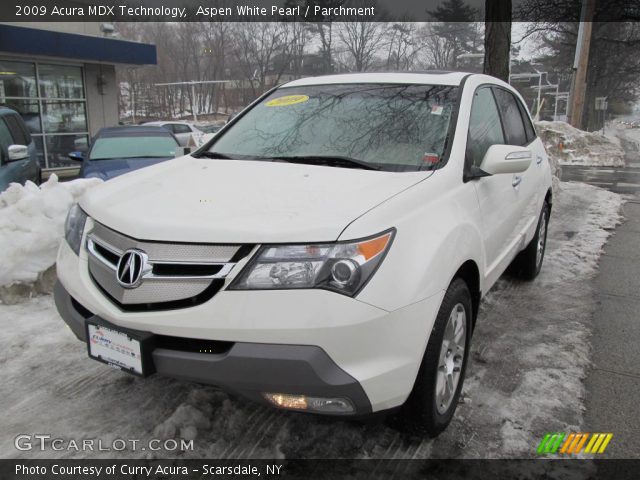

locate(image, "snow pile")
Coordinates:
477 181 624 458
536 121 625 167
0 175 102 290
543 182 624 281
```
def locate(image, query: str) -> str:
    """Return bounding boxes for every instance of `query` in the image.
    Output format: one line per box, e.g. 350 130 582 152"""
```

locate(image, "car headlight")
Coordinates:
64 204 88 255
229 229 395 296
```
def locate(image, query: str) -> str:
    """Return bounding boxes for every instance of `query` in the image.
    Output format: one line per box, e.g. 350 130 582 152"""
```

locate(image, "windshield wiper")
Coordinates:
265 155 381 171
194 151 381 170
192 151 235 159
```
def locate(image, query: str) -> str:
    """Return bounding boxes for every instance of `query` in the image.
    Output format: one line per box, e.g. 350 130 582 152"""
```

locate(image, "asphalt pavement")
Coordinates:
566 130 640 458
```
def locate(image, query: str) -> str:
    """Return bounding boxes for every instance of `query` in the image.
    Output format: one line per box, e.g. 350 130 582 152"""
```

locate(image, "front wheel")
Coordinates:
395 278 472 436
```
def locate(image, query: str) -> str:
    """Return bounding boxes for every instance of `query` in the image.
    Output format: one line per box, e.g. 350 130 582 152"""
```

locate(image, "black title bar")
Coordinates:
0 0 639 23
2 459 640 480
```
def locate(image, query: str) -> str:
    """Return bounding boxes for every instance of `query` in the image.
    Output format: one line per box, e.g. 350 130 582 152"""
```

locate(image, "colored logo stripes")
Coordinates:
537 433 613 455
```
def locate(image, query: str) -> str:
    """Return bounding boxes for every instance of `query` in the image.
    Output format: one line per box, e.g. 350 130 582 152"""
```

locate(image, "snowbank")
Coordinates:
0 175 101 290
536 121 625 167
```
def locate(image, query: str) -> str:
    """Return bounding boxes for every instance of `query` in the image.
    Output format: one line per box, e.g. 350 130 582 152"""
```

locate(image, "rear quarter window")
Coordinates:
171 124 191 134
516 99 537 143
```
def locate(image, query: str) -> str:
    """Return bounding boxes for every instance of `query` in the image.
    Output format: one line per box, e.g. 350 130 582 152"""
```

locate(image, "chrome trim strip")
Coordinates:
143 262 236 281
86 235 236 281
87 237 117 271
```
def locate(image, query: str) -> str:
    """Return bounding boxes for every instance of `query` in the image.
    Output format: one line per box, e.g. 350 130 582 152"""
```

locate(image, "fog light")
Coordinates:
263 393 355 414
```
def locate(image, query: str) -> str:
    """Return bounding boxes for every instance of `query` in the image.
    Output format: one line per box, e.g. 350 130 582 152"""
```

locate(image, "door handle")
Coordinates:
536 155 543 165
512 175 522 188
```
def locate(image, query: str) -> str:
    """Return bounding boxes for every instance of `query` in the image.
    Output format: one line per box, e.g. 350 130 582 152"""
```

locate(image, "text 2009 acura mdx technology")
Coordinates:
55 72 552 435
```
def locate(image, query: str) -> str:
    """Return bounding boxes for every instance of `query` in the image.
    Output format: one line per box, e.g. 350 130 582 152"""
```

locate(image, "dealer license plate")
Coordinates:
87 322 144 375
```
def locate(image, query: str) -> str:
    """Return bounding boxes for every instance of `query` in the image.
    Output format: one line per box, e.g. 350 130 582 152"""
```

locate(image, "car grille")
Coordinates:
86 221 251 311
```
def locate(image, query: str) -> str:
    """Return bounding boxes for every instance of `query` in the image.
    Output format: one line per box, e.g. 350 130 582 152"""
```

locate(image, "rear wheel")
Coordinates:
510 202 550 280
396 278 472 436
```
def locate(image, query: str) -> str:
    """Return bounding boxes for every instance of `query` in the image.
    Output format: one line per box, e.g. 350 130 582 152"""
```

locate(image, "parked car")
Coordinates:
68 126 179 180
55 72 552 436
0 106 40 192
142 120 203 146
196 123 222 135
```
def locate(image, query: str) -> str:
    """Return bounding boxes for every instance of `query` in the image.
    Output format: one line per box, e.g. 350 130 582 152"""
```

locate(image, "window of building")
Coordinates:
0 59 89 169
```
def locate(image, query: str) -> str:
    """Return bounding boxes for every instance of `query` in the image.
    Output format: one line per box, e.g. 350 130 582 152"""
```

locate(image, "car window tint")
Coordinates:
493 88 528 146
90 135 177 160
172 124 191 134
516 99 536 142
4 114 30 145
466 87 505 168
0 119 13 160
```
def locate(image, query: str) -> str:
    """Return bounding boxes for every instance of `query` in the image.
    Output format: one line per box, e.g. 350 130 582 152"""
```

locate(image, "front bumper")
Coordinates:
55 281 372 414
56 239 444 412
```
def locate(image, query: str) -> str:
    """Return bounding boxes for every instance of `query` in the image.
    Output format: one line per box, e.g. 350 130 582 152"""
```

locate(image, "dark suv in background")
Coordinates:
0 106 40 192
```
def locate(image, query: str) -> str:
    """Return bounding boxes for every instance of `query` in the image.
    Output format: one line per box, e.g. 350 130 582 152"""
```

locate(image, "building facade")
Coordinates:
0 22 156 170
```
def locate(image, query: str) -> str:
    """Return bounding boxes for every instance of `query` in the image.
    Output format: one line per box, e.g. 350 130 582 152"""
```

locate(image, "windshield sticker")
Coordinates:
265 95 310 107
423 153 440 165
431 105 444 115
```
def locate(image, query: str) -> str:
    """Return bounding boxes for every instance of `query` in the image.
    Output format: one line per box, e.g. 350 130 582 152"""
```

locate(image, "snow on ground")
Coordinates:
537 121 625 167
0 175 101 294
613 123 640 163
0 181 624 460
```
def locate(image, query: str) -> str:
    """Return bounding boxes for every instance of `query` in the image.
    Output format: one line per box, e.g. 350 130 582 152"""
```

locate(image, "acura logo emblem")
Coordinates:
116 249 147 289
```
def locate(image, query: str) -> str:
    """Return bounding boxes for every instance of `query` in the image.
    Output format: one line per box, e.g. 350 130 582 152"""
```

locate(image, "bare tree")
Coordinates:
286 22 310 78
337 21 386 72
384 23 422 70
231 23 291 99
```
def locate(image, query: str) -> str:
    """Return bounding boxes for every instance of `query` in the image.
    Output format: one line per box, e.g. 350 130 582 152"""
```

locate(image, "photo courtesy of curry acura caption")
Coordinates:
55 72 552 436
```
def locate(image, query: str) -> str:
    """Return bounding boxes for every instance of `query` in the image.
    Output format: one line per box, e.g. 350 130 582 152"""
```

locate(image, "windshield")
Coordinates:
90 136 177 160
207 83 459 172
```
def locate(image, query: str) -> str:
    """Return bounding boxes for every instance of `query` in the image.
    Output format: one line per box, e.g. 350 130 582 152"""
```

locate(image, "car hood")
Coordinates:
83 157 173 180
80 156 429 243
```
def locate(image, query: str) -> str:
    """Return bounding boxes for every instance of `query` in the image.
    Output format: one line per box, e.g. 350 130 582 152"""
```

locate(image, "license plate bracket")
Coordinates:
85 316 156 377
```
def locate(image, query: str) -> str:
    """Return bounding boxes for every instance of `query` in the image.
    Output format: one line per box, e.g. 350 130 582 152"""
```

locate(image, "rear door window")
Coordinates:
493 88 528 146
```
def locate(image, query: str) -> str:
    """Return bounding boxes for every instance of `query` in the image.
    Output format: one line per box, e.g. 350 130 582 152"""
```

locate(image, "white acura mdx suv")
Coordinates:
55 72 552 436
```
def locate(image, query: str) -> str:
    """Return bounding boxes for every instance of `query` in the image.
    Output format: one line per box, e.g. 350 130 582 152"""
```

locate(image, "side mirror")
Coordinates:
68 151 84 162
479 145 532 175
8 144 29 161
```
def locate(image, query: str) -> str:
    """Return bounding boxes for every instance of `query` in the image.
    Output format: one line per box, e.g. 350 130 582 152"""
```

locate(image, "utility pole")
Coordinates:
568 0 596 128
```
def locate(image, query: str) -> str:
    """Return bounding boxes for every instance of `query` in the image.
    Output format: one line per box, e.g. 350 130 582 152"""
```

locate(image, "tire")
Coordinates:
510 202 550 281
395 278 472 437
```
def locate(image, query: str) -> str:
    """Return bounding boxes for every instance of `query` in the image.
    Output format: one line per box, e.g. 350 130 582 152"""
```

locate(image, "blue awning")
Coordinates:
0 24 156 65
